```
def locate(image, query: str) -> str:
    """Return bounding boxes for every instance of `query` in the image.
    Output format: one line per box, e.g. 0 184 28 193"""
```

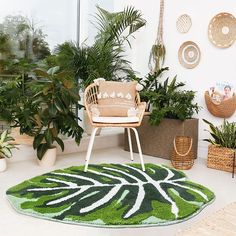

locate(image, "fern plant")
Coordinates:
203 119 236 149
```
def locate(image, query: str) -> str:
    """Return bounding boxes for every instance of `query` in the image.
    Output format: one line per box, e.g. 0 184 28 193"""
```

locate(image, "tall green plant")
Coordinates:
203 119 236 149
54 6 146 89
30 66 83 159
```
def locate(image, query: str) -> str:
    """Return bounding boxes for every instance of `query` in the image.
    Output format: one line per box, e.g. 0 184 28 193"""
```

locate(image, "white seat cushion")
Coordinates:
92 116 139 123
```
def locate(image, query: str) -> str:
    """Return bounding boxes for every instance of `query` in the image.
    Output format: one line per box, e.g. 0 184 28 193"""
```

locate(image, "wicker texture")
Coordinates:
172 136 194 170
178 41 201 69
84 83 146 128
176 14 192 33
208 12 236 48
207 145 235 172
205 91 236 118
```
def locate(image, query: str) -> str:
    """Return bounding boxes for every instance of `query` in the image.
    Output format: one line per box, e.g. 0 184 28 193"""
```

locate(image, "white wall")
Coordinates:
114 0 236 158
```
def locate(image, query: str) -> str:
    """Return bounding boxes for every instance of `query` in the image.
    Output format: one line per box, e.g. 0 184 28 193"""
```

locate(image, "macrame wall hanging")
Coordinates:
148 0 165 73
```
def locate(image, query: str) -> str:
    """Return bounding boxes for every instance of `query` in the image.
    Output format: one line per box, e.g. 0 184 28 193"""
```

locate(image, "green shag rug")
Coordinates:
6 164 215 227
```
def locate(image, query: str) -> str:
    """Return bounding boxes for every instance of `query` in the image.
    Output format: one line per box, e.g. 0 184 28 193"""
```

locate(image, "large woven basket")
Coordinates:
172 136 194 170
207 145 235 172
205 91 236 118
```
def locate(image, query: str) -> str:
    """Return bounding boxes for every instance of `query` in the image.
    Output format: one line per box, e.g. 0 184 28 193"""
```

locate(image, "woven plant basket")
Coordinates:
205 91 236 118
172 136 194 170
207 145 235 172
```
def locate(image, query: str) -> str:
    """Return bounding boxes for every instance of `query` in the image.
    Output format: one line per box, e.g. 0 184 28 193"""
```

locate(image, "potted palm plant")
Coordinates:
203 119 236 172
0 130 17 172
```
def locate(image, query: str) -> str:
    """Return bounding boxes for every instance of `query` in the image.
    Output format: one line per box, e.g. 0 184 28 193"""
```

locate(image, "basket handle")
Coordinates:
173 137 193 157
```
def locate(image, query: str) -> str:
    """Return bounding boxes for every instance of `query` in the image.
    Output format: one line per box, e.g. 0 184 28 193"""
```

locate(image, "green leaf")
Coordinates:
47 66 60 75
48 103 57 116
54 98 66 113
45 129 53 146
37 143 49 160
33 134 44 149
34 69 49 78
55 137 64 151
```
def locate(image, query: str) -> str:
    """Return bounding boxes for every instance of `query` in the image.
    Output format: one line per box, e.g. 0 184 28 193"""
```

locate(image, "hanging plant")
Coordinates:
148 0 166 73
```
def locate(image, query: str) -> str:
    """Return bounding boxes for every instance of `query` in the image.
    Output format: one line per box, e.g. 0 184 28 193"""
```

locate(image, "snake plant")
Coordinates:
203 119 236 149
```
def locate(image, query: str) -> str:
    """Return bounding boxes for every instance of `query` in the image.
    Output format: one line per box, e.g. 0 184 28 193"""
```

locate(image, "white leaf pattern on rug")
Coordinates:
6 164 215 227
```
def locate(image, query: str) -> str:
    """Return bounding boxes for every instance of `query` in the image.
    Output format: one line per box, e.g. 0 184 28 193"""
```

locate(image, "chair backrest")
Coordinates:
84 83 141 111
84 83 146 127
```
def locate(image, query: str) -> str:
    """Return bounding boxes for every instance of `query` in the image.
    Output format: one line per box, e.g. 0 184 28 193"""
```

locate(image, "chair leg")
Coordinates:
131 128 145 172
127 128 134 161
84 127 99 172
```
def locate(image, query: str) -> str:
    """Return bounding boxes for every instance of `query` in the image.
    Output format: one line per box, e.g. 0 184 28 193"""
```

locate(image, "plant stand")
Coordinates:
124 116 199 160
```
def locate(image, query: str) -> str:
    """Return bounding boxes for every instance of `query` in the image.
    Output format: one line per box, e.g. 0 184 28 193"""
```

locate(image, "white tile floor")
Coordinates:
1 147 236 236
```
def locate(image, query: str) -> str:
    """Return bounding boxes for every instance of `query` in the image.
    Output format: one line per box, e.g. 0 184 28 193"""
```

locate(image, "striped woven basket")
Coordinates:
207 145 235 172
172 136 194 170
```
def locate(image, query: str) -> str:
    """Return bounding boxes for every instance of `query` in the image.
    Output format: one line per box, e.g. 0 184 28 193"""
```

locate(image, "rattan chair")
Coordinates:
84 83 146 172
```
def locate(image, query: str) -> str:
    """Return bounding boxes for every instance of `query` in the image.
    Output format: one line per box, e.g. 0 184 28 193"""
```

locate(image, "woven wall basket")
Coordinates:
176 14 192 33
171 136 194 170
178 41 201 69
205 91 236 118
208 12 236 48
207 145 235 172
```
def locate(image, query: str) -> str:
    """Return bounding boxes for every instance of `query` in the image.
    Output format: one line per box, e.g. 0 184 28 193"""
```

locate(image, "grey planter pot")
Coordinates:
124 116 199 159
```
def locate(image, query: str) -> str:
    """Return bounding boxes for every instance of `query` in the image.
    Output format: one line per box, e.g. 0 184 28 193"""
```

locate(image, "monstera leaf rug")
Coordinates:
6 164 215 227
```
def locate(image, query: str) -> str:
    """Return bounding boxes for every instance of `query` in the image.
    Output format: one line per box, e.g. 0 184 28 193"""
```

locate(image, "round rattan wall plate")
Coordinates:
208 12 236 48
178 41 201 69
176 14 192 33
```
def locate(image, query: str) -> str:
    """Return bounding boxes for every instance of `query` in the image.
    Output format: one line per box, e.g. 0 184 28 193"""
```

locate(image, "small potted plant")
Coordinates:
0 130 17 172
203 119 236 172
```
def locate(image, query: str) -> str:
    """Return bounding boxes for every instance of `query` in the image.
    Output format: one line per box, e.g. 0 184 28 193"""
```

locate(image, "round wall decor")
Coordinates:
176 14 192 33
178 41 201 69
208 12 236 48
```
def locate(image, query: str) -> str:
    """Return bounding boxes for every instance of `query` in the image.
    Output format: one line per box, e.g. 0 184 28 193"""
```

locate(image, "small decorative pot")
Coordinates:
38 147 57 167
0 158 7 172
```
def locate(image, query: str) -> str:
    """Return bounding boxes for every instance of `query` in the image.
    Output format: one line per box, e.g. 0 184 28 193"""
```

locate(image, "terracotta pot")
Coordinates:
0 158 7 172
38 147 57 167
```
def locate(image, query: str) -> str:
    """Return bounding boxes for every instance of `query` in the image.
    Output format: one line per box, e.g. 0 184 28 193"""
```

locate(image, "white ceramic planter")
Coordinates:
38 147 57 167
0 158 7 172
